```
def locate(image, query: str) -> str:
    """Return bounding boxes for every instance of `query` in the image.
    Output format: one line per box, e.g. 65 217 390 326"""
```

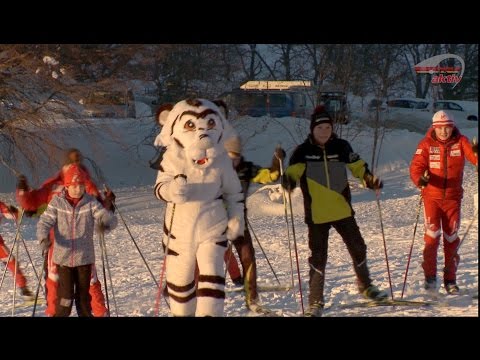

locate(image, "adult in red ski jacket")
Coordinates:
410 110 477 294
16 148 114 316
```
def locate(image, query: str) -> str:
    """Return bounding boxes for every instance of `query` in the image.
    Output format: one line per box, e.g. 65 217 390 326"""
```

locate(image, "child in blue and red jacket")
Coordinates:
17 148 113 316
36 164 117 317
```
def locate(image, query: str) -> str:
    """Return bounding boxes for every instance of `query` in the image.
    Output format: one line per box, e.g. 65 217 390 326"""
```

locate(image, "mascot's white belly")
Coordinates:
162 154 232 248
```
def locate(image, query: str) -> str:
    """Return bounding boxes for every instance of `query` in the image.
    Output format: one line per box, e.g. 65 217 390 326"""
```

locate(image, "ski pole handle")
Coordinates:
473 137 478 172
419 170 429 190
102 184 118 213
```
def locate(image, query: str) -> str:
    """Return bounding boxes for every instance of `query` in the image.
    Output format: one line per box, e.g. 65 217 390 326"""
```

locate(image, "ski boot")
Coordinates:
445 282 460 295
424 277 437 291
232 276 244 287
304 302 324 317
362 284 388 301
247 298 272 316
18 287 34 301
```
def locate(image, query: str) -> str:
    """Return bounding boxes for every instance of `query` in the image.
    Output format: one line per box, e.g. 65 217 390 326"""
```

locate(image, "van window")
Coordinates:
292 93 306 107
388 100 412 109
325 99 342 112
220 88 320 118
447 102 463 111
416 102 429 110
252 94 266 107
269 93 288 107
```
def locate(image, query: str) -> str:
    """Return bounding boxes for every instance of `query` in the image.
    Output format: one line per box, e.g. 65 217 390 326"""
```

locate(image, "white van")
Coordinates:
387 98 430 111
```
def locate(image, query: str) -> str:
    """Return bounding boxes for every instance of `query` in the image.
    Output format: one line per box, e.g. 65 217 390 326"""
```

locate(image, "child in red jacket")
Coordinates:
410 110 477 294
16 148 114 316
36 164 116 316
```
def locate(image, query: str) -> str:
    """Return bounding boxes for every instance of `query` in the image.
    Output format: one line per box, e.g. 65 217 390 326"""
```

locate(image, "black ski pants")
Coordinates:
307 216 372 305
55 264 93 317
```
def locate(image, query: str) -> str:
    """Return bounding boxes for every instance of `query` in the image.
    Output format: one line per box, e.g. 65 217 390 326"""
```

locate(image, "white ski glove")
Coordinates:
226 216 244 241
167 175 190 204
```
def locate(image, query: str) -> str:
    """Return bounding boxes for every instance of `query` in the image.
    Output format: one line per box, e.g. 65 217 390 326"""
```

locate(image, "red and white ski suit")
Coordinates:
410 127 477 285
16 167 108 316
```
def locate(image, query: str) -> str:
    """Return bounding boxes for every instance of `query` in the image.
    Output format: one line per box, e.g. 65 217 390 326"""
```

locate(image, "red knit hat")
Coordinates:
62 164 87 186
432 110 455 127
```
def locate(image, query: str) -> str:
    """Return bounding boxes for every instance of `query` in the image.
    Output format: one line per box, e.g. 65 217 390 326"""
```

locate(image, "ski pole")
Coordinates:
32 254 47 317
277 151 304 314
12 223 22 317
19 237 41 286
456 208 479 251
276 152 295 288
473 136 478 172
103 184 159 289
0 239 16 294
448 208 478 274
98 229 111 317
246 218 281 285
286 186 305 315
99 228 118 316
0 209 24 294
3 205 42 288
375 191 394 301
155 203 175 316
401 193 423 299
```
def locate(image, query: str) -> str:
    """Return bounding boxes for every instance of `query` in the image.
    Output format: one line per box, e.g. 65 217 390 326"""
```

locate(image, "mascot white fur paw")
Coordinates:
166 175 189 204
226 216 244 241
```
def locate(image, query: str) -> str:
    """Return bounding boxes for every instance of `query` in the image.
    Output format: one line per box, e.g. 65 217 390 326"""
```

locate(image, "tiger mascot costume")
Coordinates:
154 98 244 317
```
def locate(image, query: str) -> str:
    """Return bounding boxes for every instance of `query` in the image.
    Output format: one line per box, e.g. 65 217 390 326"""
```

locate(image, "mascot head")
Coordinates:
156 98 232 169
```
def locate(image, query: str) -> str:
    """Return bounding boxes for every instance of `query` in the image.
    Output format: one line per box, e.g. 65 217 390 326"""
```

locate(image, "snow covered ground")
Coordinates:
0 110 477 317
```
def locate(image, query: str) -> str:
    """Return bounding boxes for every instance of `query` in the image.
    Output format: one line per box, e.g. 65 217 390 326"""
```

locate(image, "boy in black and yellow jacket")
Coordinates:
283 106 387 317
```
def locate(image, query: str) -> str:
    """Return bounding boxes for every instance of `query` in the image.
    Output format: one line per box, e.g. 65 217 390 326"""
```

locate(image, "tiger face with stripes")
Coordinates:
154 98 244 317
157 98 235 170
